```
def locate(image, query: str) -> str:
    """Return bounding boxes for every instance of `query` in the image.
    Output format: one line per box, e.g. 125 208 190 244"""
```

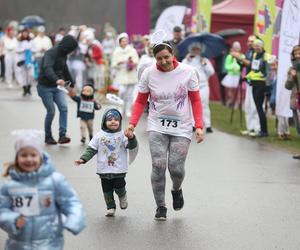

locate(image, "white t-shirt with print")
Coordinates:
138 63 200 139
88 131 129 174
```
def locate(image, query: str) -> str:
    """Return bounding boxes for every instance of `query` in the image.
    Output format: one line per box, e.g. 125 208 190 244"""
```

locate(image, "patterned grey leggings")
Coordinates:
148 131 191 207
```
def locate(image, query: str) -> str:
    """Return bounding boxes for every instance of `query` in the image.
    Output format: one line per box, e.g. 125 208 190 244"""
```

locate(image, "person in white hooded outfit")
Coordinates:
182 43 215 133
2 27 18 88
33 26 52 75
111 33 139 117
15 29 35 96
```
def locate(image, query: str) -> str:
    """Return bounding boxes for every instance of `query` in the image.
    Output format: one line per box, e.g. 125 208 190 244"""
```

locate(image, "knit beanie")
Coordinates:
12 129 44 156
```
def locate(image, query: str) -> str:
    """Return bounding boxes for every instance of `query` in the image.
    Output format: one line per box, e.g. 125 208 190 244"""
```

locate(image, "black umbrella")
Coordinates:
21 15 45 28
216 29 246 38
177 32 227 59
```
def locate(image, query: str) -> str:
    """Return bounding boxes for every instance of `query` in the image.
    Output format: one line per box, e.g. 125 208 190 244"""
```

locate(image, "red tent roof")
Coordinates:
212 0 256 15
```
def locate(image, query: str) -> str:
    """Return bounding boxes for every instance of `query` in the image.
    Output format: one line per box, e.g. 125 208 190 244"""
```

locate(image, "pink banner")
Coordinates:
126 0 150 37
272 0 284 57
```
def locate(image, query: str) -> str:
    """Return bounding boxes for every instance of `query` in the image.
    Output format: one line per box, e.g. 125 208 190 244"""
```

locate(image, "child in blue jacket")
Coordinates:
0 130 86 250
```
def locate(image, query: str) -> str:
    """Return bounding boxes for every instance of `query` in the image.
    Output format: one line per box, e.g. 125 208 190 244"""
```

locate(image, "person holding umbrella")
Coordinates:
182 43 215 133
125 42 204 221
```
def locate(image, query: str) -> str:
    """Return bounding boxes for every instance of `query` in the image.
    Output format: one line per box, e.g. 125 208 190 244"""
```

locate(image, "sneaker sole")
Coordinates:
58 141 71 144
174 207 183 211
105 213 115 217
154 217 167 221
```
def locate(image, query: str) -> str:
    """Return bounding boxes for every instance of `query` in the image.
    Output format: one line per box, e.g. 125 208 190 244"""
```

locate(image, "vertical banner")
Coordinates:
191 0 198 33
276 0 300 117
197 0 213 32
126 0 150 37
254 0 276 54
271 0 285 57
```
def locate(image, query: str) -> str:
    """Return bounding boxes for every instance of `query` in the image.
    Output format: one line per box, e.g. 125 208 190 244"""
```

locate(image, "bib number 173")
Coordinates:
160 118 178 128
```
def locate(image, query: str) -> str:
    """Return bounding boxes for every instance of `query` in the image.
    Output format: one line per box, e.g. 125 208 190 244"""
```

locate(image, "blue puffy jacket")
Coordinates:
0 153 86 250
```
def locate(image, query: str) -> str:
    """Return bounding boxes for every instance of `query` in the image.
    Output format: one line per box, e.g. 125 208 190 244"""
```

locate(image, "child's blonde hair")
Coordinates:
3 155 20 177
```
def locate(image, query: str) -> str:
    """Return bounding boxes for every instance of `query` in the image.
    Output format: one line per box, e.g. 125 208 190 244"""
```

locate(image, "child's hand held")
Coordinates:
74 159 85 166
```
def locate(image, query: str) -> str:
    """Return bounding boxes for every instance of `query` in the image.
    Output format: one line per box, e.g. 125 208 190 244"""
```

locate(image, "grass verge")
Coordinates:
210 102 300 154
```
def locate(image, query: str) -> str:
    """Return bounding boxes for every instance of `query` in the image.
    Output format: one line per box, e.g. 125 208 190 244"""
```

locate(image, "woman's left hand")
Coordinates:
195 128 204 143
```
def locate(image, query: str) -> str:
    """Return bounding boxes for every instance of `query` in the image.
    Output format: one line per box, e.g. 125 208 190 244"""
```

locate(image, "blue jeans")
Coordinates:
37 84 68 138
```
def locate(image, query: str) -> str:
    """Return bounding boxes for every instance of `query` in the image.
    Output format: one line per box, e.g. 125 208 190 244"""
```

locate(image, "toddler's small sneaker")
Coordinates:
171 189 184 211
292 154 300 160
80 137 86 144
105 208 116 217
154 206 167 221
119 194 128 209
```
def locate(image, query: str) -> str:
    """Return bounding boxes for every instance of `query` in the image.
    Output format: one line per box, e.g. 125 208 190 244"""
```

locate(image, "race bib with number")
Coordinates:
79 101 94 113
251 59 260 71
9 187 40 216
158 115 181 133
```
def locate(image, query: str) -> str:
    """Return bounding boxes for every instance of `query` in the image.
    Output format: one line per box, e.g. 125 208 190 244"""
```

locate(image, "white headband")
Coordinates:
153 42 173 50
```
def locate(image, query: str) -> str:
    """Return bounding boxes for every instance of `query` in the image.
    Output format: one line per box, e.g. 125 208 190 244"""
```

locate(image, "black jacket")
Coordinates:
38 35 78 88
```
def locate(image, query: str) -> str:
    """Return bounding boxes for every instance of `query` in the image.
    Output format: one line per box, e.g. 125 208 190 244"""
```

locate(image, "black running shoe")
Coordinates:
206 127 213 133
171 189 184 210
154 206 167 221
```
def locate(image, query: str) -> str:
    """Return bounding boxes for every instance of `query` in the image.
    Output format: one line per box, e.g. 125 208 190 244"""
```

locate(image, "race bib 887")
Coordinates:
9 188 40 216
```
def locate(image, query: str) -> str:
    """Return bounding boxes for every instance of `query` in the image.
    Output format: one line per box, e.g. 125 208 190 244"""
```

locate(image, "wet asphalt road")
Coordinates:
0 85 300 250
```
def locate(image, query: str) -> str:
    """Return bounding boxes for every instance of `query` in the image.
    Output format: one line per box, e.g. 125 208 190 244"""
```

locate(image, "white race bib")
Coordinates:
9 188 40 216
251 59 260 70
158 115 181 133
79 101 94 113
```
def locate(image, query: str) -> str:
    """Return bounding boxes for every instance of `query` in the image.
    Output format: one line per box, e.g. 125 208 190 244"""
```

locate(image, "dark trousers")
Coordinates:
100 177 126 209
0 55 4 78
293 109 300 135
252 82 268 133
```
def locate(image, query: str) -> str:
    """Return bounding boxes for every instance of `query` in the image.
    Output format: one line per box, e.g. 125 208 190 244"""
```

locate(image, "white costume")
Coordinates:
33 34 52 59
15 40 35 86
182 55 214 128
111 35 139 116
2 35 18 86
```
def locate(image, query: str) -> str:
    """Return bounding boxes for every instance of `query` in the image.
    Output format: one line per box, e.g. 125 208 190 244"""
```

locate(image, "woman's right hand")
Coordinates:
16 216 25 229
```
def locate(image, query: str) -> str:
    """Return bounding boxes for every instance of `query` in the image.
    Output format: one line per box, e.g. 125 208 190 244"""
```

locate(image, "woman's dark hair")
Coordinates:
153 42 173 56
19 29 30 41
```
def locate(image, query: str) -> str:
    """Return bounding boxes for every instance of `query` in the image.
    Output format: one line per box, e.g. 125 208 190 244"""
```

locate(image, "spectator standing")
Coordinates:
168 26 183 61
37 35 78 145
182 43 215 133
285 44 300 159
